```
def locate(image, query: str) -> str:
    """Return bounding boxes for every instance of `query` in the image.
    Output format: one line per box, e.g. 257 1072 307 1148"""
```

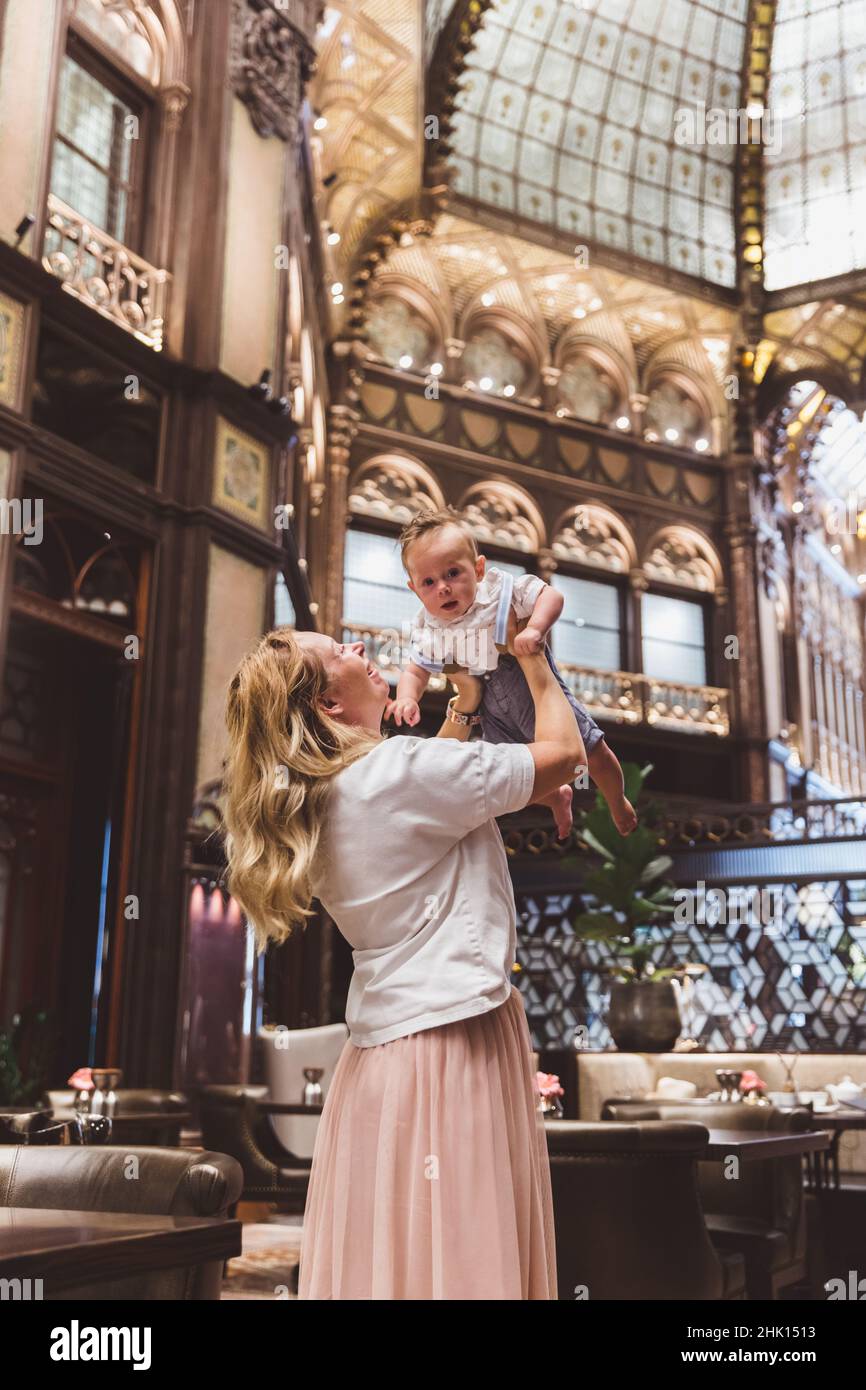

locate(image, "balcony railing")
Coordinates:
558 663 729 737
42 194 170 351
341 621 729 735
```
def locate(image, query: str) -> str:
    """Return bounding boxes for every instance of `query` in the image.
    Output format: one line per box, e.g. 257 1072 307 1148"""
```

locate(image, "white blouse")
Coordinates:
310 735 536 1047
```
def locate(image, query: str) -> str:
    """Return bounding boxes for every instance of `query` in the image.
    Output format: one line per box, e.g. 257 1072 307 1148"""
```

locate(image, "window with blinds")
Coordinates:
342 529 419 632
642 592 707 686
551 574 622 671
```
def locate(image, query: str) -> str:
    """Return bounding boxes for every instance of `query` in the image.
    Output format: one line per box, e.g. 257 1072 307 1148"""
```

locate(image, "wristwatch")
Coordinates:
446 694 482 727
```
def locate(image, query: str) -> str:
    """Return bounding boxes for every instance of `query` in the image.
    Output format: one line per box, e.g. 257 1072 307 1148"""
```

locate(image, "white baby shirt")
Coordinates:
409 567 546 674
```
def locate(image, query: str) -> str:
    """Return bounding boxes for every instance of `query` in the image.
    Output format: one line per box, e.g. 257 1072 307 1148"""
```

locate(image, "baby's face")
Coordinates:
406 526 485 621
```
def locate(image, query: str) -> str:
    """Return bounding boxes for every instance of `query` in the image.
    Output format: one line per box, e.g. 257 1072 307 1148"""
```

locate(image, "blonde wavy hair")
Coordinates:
222 628 381 954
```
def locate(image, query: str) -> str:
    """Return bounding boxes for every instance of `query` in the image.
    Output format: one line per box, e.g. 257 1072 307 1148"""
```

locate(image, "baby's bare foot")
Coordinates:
610 796 638 836
551 784 574 840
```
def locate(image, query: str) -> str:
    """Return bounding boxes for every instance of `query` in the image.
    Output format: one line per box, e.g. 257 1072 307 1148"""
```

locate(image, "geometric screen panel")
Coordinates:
515 879 866 1053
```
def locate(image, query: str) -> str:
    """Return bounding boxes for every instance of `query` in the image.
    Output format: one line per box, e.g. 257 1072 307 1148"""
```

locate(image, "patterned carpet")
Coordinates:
221 1218 303 1301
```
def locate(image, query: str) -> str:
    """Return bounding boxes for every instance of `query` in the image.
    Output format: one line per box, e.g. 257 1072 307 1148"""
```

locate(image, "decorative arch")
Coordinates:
641 526 724 593
553 340 631 426
70 0 188 88
554 321 637 395
364 276 449 373
641 366 715 450
348 453 446 525
457 481 546 554
551 504 637 575
458 304 546 399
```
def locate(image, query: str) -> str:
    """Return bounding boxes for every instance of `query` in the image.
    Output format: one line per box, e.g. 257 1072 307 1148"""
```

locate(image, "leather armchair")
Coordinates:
198 1085 312 1214
0 1145 243 1299
545 1119 746 1300
601 1100 816 1299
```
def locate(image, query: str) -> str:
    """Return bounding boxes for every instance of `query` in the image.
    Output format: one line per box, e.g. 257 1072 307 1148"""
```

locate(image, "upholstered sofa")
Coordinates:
575 1053 866 1173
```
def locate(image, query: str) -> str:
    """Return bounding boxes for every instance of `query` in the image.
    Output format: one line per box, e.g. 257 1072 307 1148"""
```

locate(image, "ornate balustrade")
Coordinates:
341 623 730 731
554 663 730 736
42 194 170 351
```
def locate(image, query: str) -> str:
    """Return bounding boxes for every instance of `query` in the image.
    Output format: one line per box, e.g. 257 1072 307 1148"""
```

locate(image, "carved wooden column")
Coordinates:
725 471 768 800
321 403 359 636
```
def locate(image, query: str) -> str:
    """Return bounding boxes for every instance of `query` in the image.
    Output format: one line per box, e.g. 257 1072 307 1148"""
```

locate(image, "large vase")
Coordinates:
607 980 682 1052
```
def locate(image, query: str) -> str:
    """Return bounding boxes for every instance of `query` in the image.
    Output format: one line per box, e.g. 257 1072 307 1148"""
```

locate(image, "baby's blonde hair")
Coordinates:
398 506 478 574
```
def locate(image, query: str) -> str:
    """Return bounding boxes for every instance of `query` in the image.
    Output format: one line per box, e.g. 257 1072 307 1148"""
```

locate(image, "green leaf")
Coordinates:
632 896 677 918
578 827 616 862
639 854 674 884
570 912 625 940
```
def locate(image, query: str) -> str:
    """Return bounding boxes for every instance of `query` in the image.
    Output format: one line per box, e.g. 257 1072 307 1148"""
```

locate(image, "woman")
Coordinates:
222 613 585 1299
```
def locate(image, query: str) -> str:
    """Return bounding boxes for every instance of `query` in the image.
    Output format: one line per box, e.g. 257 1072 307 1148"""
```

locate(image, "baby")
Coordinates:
388 507 638 839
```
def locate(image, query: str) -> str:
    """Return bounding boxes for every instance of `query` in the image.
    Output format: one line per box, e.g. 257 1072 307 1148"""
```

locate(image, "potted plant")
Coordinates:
0 1006 56 1108
569 763 683 1052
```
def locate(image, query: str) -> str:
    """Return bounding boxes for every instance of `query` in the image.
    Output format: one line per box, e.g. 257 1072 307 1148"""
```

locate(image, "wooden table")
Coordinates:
0 1207 241 1297
51 1109 192 1147
701 1128 831 1163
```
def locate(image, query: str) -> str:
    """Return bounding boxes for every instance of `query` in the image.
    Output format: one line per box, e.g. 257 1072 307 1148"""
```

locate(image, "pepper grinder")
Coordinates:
303 1067 324 1107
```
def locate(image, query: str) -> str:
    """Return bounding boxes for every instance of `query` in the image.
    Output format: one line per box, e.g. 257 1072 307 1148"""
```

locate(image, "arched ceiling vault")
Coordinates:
312 0 866 410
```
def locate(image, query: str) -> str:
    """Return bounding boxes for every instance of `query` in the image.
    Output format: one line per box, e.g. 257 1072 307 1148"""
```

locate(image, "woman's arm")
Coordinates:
435 670 483 740
508 612 585 799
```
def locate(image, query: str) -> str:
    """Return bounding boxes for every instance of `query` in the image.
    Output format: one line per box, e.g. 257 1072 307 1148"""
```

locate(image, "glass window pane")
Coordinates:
51 56 135 240
274 573 295 629
342 529 419 631
552 574 621 671
642 593 707 684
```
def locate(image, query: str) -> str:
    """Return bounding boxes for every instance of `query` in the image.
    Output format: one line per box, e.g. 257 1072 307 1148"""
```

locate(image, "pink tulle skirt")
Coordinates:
297 984 557 1300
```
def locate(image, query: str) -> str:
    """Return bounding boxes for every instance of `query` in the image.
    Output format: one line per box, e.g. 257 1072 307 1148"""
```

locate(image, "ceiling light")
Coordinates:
792 500 804 513
399 354 413 369
695 437 709 452
481 292 494 306
589 297 602 310
327 230 341 245
429 361 443 376
313 115 328 131
830 543 842 555
573 306 587 319
665 428 680 442
503 384 516 397
479 376 493 391
556 407 568 418
859 574 866 584
331 282 343 295
746 102 764 120
615 416 630 430
332 294 344 305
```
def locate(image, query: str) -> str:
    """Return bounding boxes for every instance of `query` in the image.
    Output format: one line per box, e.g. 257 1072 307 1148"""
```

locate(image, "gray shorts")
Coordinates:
480 648 605 754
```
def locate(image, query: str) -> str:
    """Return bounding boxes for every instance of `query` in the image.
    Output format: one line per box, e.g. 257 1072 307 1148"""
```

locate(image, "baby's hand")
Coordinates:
386 697 421 727
512 624 545 656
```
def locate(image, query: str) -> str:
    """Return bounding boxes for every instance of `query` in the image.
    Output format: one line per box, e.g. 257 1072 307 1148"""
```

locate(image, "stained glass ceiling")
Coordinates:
449 0 750 290
764 0 866 291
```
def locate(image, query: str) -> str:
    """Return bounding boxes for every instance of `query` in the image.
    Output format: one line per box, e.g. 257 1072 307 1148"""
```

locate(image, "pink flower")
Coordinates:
739 1069 767 1092
67 1067 94 1090
536 1071 564 1099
